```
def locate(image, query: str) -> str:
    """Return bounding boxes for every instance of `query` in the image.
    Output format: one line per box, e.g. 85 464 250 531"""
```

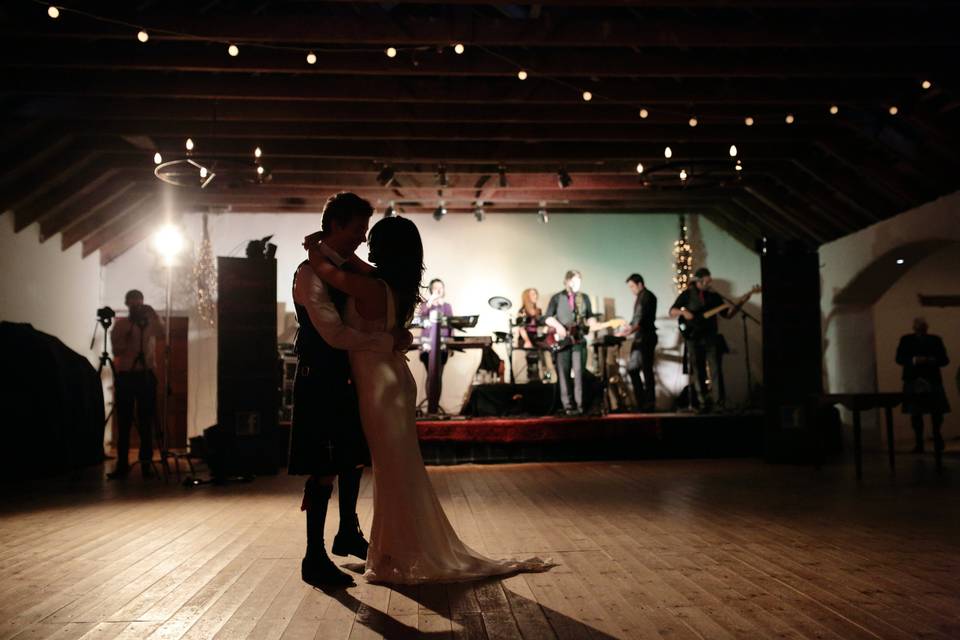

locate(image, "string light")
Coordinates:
664 146 673 159
679 169 688 181
785 113 795 124
47 5 59 19
453 43 465 54
688 117 698 128
254 146 262 158
153 152 162 164
386 47 397 58
735 160 743 171
582 91 593 102
673 216 693 293
306 51 317 65
829 105 839 115
639 108 649 119
744 116 754 127
137 30 149 43
199 166 208 179
729 144 738 158
636 162 644 174
256 165 265 176
517 70 528 80
185 138 194 152
888 105 899 115
227 44 239 57
193 214 217 327
921 79 932 90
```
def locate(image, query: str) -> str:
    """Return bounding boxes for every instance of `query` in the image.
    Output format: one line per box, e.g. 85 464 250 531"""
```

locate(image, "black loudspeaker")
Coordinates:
215 256 280 475
760 239 824 463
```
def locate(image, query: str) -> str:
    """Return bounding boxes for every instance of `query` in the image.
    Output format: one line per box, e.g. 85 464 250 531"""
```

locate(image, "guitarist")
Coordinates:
669 267 732 412
545 270 596 415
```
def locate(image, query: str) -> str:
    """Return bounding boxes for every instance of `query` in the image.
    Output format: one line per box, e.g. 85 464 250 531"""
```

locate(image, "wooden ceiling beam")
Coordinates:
98 218 157 266
61 191 157 251
83 203 162 259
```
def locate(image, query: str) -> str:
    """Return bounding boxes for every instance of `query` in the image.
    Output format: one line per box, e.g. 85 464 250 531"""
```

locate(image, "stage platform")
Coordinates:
416 411 764 464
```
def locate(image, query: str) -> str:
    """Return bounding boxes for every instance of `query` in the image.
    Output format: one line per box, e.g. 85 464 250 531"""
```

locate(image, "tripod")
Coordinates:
91 316 117 427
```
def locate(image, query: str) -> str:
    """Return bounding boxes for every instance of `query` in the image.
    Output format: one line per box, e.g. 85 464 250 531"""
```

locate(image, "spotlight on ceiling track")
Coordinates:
474 203 485 222
538 202 549 224
498 165 508 188
557 168 572 189
376 165 396 187
433 202 447 221
383 202 396 218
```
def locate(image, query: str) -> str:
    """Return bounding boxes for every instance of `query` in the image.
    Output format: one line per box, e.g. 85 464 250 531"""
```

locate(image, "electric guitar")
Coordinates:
678 285 761 340
545 318 627 352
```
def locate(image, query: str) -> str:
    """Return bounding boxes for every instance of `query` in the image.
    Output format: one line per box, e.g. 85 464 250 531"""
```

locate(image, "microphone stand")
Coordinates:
718 292 761 405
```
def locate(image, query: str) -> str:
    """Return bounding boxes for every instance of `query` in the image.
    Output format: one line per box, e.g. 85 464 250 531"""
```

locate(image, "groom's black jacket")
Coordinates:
287 259 371 476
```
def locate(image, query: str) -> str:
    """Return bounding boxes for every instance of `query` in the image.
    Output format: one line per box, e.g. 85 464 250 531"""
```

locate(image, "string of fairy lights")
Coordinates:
38 1 939 193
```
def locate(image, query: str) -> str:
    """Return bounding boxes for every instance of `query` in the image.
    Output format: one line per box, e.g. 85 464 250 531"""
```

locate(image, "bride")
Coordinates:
305 215 551 585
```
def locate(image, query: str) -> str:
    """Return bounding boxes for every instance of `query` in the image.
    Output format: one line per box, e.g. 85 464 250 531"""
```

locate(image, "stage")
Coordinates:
416 411 764 465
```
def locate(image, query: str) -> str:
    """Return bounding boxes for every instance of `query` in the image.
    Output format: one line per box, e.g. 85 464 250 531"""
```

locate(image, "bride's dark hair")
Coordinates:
367 216 424 326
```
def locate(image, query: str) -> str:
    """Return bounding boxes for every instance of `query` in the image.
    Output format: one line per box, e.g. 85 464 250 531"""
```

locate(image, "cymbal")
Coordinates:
488 296 512 311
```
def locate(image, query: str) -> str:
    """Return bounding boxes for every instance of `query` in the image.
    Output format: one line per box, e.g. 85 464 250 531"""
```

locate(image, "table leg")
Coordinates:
853 409 863 482
884 406 895 476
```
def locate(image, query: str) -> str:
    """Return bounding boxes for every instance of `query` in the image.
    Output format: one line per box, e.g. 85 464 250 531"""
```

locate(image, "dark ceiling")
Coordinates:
2 0 959 263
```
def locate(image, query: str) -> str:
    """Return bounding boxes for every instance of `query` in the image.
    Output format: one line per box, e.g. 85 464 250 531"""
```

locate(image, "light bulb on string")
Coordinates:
185 138 194 152
582 91 593 102
256 165 265 176
453 43 465 54
679 169 688 181
639 108 649 119
47 5 59 19
829 104 839 115
254 146 262 159
517 70 528 80
306 51 317 65
636 162 644 174
888 105 899 115
729 144 738 157
386 47 397 58
922 79 932 90
744 116 754 127
664 146 673 159
199 166 208 179
785 113 795 124
735 159 743 172
137 30 149 43
227 44 239 57
153 152 162 164
688 117 698 128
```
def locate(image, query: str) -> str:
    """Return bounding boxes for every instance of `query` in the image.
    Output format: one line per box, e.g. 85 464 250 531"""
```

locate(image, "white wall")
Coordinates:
820 190 960 447
0 214 103 363
103 211 763 436
874 247 960 443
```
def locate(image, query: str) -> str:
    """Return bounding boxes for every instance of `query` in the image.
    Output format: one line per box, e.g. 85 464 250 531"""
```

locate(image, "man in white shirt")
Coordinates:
290 192 411 587
108 289 165 479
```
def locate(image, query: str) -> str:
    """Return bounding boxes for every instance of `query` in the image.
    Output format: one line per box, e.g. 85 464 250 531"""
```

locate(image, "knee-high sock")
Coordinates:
337 467 363 532
304 477 333 560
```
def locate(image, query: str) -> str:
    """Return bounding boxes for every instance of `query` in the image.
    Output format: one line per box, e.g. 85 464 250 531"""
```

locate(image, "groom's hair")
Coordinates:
321 192 374 231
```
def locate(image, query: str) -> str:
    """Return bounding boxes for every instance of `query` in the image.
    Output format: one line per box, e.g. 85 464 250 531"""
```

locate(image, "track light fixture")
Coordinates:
498 165 508 188
538 202 549 224
474 203 485 222
433 202 447 221
383 202 396 217
557 168 572 189
376 165 396 187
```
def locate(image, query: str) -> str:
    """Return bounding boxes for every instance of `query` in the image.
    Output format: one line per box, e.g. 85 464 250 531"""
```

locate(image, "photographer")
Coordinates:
108 289 165 479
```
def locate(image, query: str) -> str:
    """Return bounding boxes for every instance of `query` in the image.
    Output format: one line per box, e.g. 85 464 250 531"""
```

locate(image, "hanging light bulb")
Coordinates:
785 113 795 124
679 169 688 181
688 117 698 128
227 44 240 57
185 138 195 152
306 51 317 65
386 47 397 58
888 105 899 115
636 162 644 174
254 146 262 159
735 160 743 172
137 30 149 43
453 43 465 54
47 5 59 19
639 108 649 119
199 166 208 179
829 104 839 115
744 116 754 127
664 146 673 159
921 79 932 90
256 165 265 176
729 144 738 157
582 91 593 102
517 70 528 80
153 152 162 165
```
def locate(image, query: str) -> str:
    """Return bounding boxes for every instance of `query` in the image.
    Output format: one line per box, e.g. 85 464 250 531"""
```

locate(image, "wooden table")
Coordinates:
820 393 905 481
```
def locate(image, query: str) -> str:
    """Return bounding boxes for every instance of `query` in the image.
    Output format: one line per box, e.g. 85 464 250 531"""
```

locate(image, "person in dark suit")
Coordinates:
619 274 658 411
290 193 410 587
896 317 950 453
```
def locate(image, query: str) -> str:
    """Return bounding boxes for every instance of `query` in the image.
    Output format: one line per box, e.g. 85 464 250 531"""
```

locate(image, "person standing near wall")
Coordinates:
896 317 950 453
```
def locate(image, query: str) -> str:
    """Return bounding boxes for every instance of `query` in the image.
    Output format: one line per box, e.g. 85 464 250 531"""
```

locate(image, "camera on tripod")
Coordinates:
96 306 116 327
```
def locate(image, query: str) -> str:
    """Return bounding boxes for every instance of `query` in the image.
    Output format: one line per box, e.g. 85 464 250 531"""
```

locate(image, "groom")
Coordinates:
289 192 410 587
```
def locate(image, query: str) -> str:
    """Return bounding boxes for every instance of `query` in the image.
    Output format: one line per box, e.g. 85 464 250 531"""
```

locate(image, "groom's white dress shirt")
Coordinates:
293 245 393 352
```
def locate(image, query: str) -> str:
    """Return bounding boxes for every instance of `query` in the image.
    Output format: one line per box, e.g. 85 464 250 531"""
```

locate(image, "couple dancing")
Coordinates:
289 192 551 587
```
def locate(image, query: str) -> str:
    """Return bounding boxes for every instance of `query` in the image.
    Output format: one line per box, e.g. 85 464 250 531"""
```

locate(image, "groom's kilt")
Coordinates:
288 361 370 476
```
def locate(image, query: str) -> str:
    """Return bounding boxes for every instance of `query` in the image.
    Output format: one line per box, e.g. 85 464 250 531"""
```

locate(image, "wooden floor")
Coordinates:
1 455 959 639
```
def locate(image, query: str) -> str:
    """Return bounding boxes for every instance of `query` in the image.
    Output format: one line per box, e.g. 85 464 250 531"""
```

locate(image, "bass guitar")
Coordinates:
545 318 627 352
678 285 761 340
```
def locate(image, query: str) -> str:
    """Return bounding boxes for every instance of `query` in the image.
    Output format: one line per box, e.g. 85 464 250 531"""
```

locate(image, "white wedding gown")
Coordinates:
344 281 551 584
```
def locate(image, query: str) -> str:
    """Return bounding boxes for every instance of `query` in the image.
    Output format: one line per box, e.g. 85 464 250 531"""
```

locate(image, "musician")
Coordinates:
417 278 453 393
545 270 596 415
517 288 544 382
619 274 658 411
669 268 731 412
896 317 950 453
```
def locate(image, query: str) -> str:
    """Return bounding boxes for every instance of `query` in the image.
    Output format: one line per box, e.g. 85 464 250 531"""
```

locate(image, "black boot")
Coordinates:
332 467 369 560
301 479 354 588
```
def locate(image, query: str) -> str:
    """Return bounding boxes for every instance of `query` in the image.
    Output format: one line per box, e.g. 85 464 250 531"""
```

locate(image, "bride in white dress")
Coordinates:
306 216 551 585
